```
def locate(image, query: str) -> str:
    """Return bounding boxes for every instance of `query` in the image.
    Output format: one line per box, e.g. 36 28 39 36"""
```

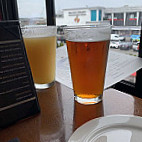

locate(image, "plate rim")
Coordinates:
69 114 142 142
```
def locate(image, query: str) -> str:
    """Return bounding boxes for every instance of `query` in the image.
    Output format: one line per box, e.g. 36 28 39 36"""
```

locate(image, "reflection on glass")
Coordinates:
17 0 47 27
57 82 74 141
0 11 2 21
37 84 65 141
73 101 104 130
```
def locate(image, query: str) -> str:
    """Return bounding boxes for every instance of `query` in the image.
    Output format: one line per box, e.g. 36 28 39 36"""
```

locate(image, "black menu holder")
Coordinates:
0 20 40 128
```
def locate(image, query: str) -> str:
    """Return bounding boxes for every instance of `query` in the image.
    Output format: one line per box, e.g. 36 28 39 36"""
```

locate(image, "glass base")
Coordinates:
35 81 55 89
75 94 102 105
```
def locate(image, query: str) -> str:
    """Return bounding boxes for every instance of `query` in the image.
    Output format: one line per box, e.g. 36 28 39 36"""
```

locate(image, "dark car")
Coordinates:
119 42 133 50
57 35 66 43
57 26 66 43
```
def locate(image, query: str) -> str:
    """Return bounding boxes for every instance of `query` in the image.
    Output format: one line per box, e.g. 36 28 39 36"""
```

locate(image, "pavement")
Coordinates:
110 48 138 57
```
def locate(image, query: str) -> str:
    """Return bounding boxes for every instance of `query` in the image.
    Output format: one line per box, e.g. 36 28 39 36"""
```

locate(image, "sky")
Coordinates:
17 0 142 18
55 0 142 10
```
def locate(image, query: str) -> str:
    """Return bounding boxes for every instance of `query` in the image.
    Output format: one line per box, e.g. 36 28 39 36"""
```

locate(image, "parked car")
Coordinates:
119 42 133 50
110 40 121 49
130 35 140 42
133 42 140 51
119 36 125 41
111 34 125 41
57 25 67 43
57 35 66 43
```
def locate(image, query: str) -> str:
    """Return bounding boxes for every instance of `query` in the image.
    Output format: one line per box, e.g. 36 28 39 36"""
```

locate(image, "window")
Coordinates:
104 13 112 25
99 10 102 21
0 3 2 20
113 13 124 26
91 10 96 21
0 10 2 21
16 0 142 97
126 12 137 26
17 0 47 27
138 12 142 26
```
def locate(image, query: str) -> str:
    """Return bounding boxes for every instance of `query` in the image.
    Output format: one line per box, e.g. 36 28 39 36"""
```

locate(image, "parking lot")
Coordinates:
110 44 138 84
110 48 138 57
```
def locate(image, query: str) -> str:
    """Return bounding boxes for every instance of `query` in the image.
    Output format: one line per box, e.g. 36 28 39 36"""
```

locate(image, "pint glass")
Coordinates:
22 26 56 89
64 23 111 104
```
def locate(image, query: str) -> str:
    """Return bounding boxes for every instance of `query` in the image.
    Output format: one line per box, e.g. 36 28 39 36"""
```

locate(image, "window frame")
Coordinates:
113 24 142 98
0 0 18 20
2 0 142 98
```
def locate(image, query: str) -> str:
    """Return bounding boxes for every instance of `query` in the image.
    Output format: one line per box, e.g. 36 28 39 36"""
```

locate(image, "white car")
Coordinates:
110 41 121 49
111 34 125 41
133 42 139 51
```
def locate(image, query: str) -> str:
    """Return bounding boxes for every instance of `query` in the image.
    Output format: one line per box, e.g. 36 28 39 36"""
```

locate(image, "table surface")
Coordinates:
1 82 142 142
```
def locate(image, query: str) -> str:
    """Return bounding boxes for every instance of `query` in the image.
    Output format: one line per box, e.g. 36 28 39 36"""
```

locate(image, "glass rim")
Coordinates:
63 22 111 30
22 25 57 38
63 22 111 42
21 25 56 30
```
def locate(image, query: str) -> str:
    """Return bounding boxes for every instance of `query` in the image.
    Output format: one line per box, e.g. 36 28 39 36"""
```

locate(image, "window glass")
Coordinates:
99 10 102 21
91 10 97 21
113 13 124 26
126 12 137 26
17 0 142 84
17 0 47 27
0 10 2 21
54 1 141 84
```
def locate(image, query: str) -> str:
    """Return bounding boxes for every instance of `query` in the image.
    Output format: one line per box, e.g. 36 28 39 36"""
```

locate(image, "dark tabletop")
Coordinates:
0 81 142 142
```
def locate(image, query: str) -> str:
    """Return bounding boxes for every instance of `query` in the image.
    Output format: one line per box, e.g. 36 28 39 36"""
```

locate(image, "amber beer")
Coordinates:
65 24 111 104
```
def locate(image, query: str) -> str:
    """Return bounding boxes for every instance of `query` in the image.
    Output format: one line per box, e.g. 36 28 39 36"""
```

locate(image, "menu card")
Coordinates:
56 45 142 89
0 21 40 128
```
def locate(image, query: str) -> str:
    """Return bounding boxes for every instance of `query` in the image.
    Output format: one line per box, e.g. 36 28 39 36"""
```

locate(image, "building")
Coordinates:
20 18 46 27
104 5 142 36
56 5 142 36
56 7 105 26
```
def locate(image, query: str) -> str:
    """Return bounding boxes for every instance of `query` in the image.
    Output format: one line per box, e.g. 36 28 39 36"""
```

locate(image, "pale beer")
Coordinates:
22 26 56 89
24 36 56 84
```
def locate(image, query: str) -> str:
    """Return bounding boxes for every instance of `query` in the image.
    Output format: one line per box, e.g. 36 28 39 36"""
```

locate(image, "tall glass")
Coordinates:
22 26 56 89
64 23 111 105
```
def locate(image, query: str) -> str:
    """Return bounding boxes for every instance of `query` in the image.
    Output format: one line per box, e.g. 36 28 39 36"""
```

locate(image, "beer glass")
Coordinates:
64 23 111 105
22 26 56 89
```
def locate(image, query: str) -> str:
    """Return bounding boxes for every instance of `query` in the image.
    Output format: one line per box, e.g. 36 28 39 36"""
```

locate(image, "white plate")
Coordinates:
69 115 142 142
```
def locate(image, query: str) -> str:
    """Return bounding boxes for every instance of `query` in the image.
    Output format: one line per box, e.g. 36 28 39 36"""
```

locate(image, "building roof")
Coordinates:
61 5 142 13
112 26 141 30
63 6 105 11
105 5 142 13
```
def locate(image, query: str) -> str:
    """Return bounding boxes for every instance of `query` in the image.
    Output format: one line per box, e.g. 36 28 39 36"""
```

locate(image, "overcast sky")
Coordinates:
55 0 142 10
17 0 142 18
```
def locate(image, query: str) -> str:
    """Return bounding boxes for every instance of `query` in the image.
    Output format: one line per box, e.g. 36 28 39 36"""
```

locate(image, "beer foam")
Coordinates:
64 25 111 42
22 26 56 38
